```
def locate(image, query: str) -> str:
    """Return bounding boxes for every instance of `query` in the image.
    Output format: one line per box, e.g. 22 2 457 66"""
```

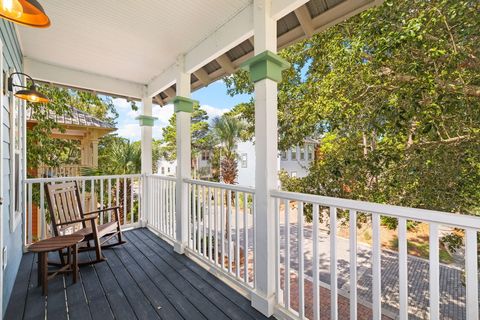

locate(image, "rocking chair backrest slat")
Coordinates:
45 182 85 235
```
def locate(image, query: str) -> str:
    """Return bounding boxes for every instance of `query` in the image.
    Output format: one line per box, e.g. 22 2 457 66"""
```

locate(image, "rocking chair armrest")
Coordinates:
56 214 99 226
85 206 121 216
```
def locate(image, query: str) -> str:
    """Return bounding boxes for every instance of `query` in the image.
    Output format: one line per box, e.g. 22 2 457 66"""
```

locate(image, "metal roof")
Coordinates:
26 105 116 130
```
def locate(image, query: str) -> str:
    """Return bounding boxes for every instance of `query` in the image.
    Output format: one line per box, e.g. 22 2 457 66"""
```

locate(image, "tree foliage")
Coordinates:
212 115 244 184
160 104 213 161
226 0 480 215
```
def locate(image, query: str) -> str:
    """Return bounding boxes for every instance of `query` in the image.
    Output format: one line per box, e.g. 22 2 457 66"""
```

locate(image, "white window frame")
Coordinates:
291 147 297 161
241 153 248 168
9 68 23 232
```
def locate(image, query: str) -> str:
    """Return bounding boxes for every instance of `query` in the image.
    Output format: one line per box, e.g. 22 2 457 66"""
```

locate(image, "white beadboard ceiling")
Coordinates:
17 0 252 84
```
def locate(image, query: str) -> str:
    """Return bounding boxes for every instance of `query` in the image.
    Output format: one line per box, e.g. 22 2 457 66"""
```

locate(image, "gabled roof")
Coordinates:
26 105 116 131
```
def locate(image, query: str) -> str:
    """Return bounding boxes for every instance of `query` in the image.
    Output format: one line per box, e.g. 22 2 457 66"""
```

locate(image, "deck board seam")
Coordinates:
121 232 207 320
138 228 268 320
86 250 140 320
127 229 248 320
105 240 171 319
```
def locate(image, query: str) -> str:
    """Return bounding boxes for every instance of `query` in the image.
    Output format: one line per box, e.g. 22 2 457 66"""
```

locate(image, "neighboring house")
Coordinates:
237 138 318 187
26 105 116 177
26 106 116 240
157 150 213 179
157 157 176 176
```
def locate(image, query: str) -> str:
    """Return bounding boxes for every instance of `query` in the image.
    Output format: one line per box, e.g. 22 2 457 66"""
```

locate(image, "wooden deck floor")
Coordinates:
5 228 272 320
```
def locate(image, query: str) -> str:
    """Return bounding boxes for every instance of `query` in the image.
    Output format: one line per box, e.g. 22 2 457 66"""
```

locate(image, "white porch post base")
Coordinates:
251 290 275 316
173 242 186 254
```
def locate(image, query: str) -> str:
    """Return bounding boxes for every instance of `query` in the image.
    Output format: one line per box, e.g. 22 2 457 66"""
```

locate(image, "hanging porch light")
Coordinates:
0 0 50 28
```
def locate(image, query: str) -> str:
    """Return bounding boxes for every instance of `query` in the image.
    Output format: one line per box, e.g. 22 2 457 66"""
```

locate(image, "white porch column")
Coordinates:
137 97 155 174
173 56 197 254
241 0 290 316
136 96 157 227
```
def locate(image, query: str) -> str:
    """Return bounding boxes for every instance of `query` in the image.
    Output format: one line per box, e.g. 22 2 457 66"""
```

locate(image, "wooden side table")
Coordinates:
28 234 84 295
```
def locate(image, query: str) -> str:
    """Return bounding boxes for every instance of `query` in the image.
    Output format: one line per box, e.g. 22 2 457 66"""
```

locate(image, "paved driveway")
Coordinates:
226 210 473 320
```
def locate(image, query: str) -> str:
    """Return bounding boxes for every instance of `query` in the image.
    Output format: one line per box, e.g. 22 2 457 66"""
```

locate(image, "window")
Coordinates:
307 145 314 161
201 151 210 161
291 147 297 161
291 171 297 177
168 167 171 173
280 151 287 160
300 145 305 160
9 75 24 232
241 153 248 168
161 167 165 174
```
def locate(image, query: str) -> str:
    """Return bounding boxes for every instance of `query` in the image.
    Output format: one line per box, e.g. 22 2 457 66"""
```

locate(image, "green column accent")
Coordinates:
240 50 291 83
172 96 198 113
135 115 157 127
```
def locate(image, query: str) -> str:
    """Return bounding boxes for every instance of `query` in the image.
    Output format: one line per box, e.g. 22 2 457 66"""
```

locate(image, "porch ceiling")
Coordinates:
17 0 380 102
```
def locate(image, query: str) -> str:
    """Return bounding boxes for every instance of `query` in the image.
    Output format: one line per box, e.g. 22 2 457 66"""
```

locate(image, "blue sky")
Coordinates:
113 79 251 141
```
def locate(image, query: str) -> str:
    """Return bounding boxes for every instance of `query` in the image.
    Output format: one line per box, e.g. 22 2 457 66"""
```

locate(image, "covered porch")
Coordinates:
5 228 270 320
3 0 479 319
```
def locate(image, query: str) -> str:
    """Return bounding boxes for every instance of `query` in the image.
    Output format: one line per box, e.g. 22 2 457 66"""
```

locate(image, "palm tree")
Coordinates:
82 136 141 223
212 115 244 184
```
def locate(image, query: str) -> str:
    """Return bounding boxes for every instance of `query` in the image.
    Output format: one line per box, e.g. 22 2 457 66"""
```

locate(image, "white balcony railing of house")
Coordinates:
23 174 480 320
36 164 89 178
24 174 143 245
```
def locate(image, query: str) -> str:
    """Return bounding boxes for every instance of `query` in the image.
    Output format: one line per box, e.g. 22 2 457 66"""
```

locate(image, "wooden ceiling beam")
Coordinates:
216 54 236 75
294 5 314 38
193 68 211 85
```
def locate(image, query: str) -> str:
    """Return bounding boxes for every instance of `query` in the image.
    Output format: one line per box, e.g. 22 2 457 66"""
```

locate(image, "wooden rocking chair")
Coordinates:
45 181 126 265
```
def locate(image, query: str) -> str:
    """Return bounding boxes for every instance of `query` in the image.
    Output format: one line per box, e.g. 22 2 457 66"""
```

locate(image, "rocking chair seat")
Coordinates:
73 221 118 239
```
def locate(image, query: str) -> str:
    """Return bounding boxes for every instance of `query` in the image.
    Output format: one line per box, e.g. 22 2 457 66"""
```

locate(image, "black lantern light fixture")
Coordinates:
0 0 50 28
8 72 49 103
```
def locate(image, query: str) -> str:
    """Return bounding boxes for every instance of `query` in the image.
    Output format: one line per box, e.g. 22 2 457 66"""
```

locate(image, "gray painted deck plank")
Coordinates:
123 232 231 320
129 230 259 320
4 252 34 320
139 229 271 320
106 240 184 320
5 229 273 320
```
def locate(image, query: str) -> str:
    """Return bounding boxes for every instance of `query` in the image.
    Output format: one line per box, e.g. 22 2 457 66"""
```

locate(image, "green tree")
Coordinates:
160 103 214 170
212 115 244 184
225 0 480 217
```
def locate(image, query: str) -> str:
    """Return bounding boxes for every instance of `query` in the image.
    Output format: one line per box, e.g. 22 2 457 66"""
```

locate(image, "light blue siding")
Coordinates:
0 18 23 316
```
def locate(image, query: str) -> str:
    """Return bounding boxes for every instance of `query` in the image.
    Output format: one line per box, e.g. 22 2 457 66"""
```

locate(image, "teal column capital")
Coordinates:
135 114 157 127
172 96 198 113
240 50 291 83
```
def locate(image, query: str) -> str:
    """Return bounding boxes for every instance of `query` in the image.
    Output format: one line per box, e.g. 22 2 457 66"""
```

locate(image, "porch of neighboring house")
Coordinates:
26 105 116 178
26 105 116 241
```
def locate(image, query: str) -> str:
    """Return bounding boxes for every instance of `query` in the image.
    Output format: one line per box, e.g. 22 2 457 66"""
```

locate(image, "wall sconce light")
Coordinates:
0 0 50 28
8 72 49 103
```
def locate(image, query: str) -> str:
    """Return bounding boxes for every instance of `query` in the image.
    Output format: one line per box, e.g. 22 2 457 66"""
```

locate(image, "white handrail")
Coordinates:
24 173 142 184
184 178 255 193
146 173 177 181
271 189 480 229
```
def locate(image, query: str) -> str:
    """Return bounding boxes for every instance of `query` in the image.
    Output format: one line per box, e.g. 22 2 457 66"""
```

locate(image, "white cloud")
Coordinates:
112 98 132 110
201 104 230 120
113 102 230 141
115 123 141 141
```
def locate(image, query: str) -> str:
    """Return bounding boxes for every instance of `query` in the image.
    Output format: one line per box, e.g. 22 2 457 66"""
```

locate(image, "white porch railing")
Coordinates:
271 190 480 320
24 174 142 246
184 179 256 290
145 174 176 241
22 174 480 319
